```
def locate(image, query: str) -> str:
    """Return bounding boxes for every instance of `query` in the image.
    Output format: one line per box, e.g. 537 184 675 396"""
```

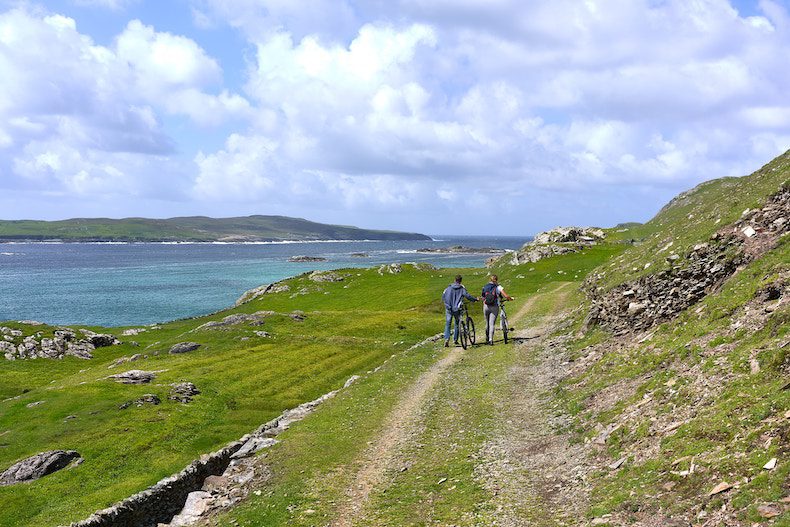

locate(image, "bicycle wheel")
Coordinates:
501 314 509 344
460 321 468 349
467 317 476 345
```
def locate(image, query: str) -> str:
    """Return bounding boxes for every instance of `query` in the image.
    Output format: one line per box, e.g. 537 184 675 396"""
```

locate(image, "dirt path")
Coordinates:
332 346 465 527
477 283 591 526
332 282 584 527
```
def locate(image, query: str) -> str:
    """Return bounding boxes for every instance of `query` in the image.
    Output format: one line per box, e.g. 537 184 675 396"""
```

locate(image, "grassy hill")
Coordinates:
0 150 787 526
0 215 431 242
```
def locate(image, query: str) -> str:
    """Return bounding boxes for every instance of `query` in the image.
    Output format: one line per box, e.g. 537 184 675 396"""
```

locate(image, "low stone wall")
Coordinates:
68 441 244 527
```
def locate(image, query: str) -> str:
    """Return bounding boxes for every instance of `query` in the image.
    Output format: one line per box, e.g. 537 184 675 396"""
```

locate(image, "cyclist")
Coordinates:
442 275 479 347
481 274 514 345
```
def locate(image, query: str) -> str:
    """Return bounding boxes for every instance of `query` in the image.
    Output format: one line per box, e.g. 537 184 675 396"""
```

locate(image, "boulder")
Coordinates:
169 491 214 526
66 341 95 359
1 341 16 360
109 370 156 384
169 342 201 354
0 450 81 486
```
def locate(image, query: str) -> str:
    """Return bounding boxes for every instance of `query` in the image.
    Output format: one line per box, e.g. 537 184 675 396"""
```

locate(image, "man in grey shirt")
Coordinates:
442 275 479 347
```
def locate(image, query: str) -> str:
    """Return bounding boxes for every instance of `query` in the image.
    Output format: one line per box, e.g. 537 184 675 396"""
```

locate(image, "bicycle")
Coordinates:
458 301 476 349
499 298 510 344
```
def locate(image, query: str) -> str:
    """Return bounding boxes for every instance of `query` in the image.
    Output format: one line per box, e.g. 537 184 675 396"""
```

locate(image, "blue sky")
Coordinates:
0 0 788 235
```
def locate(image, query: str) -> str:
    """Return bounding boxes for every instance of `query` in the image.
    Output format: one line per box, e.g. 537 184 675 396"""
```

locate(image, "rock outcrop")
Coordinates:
378 263 402 274
490 227 605 267
197 312 271 330
0 450 81 486
169 342 201 354
585 184 789 333
119 395 161 410
1 326 121 361
308 270 345 282
234 283 290 306
108 370 157 384
169 382 200 403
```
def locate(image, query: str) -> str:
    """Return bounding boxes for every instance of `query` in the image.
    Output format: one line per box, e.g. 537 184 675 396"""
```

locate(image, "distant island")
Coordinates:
0 215 432 243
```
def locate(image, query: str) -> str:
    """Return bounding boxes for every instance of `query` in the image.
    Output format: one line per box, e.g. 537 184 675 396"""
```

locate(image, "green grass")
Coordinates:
0 265 445 526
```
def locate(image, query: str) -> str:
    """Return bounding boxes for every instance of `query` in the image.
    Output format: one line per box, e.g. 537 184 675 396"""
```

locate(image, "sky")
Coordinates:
0 0 788 236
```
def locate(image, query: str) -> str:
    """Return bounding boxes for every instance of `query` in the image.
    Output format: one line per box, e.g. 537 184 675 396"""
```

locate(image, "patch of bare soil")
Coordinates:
331 346 465 527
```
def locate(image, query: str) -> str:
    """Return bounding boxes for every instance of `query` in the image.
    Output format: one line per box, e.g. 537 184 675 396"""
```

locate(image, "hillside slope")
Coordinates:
0 215 431 242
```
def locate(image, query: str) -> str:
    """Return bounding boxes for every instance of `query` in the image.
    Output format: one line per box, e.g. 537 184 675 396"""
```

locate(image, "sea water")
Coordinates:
0 236 527 326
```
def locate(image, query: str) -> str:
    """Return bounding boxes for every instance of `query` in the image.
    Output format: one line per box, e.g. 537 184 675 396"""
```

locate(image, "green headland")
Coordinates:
0 215 431 242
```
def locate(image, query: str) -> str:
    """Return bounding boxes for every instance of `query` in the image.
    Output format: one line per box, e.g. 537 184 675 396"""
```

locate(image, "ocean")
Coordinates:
0 236 527 327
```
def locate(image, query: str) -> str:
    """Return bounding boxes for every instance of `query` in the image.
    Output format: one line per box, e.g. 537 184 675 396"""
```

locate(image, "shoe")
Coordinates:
444 339 449 347
488 340 494 346
453 340 459 346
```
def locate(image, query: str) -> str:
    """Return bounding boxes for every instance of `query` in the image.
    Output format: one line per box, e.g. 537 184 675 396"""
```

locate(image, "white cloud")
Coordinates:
3 0 790 233
0 7 249 200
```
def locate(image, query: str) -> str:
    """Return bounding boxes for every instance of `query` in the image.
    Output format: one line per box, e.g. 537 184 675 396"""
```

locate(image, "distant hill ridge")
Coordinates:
0 215 432 242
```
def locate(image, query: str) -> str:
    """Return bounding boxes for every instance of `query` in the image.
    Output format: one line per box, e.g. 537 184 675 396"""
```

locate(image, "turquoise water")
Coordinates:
0 236 526 326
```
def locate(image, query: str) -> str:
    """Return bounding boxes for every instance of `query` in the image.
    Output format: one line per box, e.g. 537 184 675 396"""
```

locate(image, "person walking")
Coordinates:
442 275 478 347
481 274 514 345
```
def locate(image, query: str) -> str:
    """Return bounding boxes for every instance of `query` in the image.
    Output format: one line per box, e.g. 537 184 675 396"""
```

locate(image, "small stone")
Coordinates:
756 503 782 519
742 225 757 238
763 458 777 470
609 457 626 470
707 481 732 496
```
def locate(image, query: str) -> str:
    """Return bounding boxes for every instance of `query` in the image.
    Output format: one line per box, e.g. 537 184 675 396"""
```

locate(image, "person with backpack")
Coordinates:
442 275 479 347
481 274 514 345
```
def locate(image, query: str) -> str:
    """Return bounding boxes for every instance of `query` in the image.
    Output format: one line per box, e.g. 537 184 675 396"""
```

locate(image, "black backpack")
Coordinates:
482 283 499 305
